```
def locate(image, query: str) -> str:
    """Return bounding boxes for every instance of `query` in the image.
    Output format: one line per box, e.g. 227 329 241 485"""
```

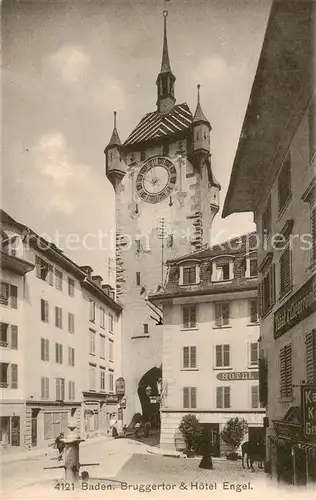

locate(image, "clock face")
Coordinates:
136 156 177 203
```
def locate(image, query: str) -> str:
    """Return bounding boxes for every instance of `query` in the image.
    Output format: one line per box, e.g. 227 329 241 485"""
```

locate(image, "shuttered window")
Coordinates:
216 345 230 367
68 381 75 400
311 207 316 264
306 331 316 383
280 344 292 398
68 313 75 333
56 378 65 400
183 387 197 408
68 347 75 366
9 285 18 309
41 338 49 361
278 156 291 213
183 346 197 369
250 342 260 366
11 325 18 350
214 302 230 327
280 245 292 296
216 387 230 408
55 307 62 328
261 264 275 315
55 343 63 364
183 266 197 285
41 377 49 399
251 386 260 408
182 304 197 328
41 299 49 323
250 299 258 324
11 364 18 389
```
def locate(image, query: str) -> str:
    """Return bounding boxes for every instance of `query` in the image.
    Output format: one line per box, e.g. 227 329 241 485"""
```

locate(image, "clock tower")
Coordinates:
105 9 221 425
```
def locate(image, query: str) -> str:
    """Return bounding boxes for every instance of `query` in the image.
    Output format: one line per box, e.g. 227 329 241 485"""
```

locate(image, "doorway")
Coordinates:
200 423 220 457
31 410 38 447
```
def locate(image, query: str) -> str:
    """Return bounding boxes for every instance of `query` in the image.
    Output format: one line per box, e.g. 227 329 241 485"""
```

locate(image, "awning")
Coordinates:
269 435 316 457
269 436 291 449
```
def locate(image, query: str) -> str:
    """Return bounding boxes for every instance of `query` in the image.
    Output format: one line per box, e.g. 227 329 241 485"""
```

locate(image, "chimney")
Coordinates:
92 275 103 288
80 266 93 279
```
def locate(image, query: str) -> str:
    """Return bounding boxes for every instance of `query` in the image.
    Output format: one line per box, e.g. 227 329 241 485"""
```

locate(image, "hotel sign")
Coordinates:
216 371 259 381
274 274 316 339
301 385 316 442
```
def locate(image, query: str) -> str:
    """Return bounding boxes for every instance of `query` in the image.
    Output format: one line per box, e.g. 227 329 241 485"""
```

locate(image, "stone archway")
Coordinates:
137 366 162 429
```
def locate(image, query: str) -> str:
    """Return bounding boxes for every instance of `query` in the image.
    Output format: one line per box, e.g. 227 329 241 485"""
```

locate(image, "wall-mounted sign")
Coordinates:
301 385 316 442
120 397 126 409
274 274 316 339
115 377 125 396
216 371 259 381
105 394 119 404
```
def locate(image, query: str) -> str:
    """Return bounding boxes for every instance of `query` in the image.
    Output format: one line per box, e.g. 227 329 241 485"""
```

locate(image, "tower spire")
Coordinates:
193 84 211 127
156 8 176 114
107 110 121 148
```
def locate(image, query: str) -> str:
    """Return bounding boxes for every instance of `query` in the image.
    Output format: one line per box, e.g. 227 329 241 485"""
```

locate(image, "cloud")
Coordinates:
29 131 91 214
48 45 90 85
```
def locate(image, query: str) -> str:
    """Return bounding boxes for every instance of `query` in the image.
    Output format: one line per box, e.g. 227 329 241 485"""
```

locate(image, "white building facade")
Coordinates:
151 234 265 455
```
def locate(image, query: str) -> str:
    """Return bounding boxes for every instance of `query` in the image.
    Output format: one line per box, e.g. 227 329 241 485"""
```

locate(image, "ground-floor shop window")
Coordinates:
44 412 68 440
84 410 99 432
0 416 20 446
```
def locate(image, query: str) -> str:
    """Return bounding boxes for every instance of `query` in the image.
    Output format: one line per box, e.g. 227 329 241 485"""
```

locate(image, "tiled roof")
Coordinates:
193 101 210 126
107 127 121 149
124 103 193 146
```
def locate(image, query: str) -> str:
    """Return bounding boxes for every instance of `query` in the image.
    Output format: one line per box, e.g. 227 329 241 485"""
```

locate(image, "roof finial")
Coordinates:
114 110 117 129
197 84 201 105
160 3 172 73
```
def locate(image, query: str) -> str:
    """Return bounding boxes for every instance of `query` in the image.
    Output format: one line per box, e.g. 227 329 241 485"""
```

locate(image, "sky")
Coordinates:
2 0 272 282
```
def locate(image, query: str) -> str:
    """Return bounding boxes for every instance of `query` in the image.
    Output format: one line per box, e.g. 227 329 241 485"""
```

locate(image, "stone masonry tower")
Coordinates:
105 9 221 425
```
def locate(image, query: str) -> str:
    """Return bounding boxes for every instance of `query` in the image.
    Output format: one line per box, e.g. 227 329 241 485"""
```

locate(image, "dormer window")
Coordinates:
211 257 234 282
179 261 200 286
245 254 258 278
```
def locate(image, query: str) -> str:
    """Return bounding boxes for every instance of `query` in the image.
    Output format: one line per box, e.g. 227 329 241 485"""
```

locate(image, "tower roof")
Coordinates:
159 10 173 75
193 85 211 127
105 111 121 150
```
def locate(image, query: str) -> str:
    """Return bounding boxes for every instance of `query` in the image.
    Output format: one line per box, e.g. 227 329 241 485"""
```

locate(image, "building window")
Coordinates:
100 335 106 359
36 256 49 281
41 299 49 323
246 256 258 278
55 269 63 291
109 313 114 333
55 343 63 364
280 244 292 296
109 371 114 392
55 307 62 329
249 299 258 324
89 329 96 355
0 323 18 349
215 345 230 368
68 381 75 401
68 347 75 366
251 385 260 409
100 307 105 329
41 338 49 361
249 342 260 366
182 304 197 329
56 378 65 400
182 266 197 285
68 312 75 333
100 368 106 391
0 363 9 388
68 278 75 297
183 346 197 369
41 377 49 399
212 261 233 282
89 300 95 322
278 155 291 214
311 206 316 264
0 283 17 308
216 386 230 408
143 323 149 334
262 197 272 239
183 387 196 409
306 330 316 383
89 364 96 391
280 344 292 399
214 302 230 327
109 339 114 362
260 264 275 316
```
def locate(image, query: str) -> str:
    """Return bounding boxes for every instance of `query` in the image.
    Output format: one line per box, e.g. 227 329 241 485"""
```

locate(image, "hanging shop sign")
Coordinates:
105 394 119 404
115 377 126 396
274 274 316 339
216 371 259 381
120 397 126 409
301 385 316 442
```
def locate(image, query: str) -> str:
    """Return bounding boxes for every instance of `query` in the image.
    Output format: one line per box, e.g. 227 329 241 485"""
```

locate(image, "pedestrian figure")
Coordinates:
144 421 151 438
123 424 127 436
55 432 65 461
109 413 118 437
135 421 141 438
198 429 214 470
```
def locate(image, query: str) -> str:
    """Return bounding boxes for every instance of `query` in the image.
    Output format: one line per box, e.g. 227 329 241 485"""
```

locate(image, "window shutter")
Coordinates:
191 387 197 408
306 331 316 382
271 264 276 306
11 364 18 389
10 285 18 309
11 325 18 350
251 386 259 408
183 347 189 368
280 246 291 295
191 346 197 368
46 340 49 361
285 345 292 397
41 377 45 398
224 345 230 366
215 303 222 326
49 265 54 286
280 347 286 398
183 306 189 328
183 387 189 408
224 387 230 408
216 345 222 367
41 338 45 360
222 303 230 324
259 357 268 406
216 387 222 408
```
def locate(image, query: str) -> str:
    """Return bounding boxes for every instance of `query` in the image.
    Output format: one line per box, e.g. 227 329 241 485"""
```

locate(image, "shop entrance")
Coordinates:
199 423 220 457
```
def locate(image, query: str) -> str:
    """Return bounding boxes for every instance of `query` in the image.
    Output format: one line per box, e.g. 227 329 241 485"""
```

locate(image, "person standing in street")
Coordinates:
55 432 65 461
